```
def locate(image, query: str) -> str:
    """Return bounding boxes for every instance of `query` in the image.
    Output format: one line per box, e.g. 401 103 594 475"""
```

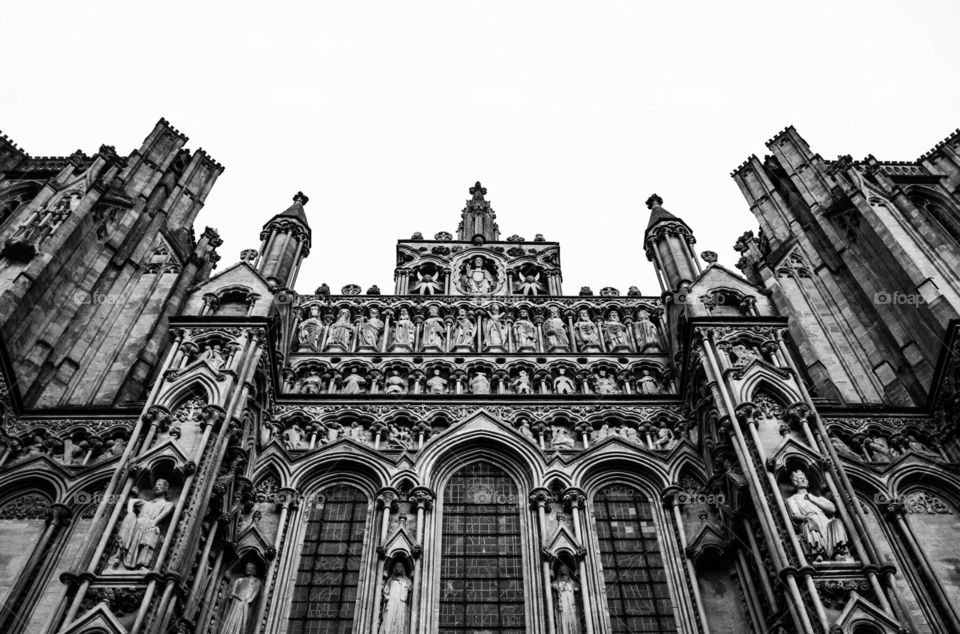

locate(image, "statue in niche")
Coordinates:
200 344 225 369
552 426 575 449
341 368 367 394
483 305 508 350
515 271 544 295
325 308 355 351
513 309 537 350
359 308 384 349
282 425 305 449
596 424 611 440
786 470 851 562
384 371 407 394
554 369 576 395
603 310 630 351
453 308 475 349
543 307 568 351
301 369 323 394
378 562 412 634
512 370 534 395
411 270 442 295
518 420 536 441
391 308 415 351
828 434 860 460
573 310 600 351
349 421 366 443
898 432 940 458
298 306 324 351
654 427 676 450
426 369 448 394
623 427 641 444
388 424 413 449
218 562 262 634
632 309 661 351
112 479 175 570
422 306 446 350
552 564 582 634
594 370 618 395
459 255 496 294
865 433 894 462
637 369 661 394
730 344 758 367
470 372 491 394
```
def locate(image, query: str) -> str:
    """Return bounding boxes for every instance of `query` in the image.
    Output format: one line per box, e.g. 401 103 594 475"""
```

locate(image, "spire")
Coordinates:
644 193 684 230
457 181 500 242
266 191 310 227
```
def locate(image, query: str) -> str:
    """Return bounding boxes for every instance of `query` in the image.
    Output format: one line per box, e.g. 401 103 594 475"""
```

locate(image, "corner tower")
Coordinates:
644 194 702 293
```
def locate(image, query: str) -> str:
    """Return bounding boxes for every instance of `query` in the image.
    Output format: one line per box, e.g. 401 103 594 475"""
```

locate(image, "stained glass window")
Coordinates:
439 462 526 633
288 484 369 634
593 484 676 633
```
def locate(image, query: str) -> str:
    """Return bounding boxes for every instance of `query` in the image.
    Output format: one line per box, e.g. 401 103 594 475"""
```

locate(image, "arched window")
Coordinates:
287 484 369 634
439 461 525 632
593 484 676 633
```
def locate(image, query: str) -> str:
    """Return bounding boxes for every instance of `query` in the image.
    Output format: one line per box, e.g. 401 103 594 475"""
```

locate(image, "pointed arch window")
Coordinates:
288 484 370 634
439 461 525 633
593 484 676 633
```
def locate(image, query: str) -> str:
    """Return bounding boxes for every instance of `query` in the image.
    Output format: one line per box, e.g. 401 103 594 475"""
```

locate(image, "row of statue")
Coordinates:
828 431 943 462
285 366 667 395
296 304 663 354
269 417 679 453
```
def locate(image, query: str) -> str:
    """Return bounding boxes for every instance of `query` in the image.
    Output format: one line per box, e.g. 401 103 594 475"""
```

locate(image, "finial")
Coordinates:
645 194 663 210
293 191 309 205
701 251 718 264
469 181 487 198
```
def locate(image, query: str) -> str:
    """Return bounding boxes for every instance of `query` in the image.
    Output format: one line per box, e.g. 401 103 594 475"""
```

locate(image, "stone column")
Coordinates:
530 488 556 634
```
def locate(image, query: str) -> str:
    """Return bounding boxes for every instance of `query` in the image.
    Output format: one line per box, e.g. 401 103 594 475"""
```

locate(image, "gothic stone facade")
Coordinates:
0 121 959 634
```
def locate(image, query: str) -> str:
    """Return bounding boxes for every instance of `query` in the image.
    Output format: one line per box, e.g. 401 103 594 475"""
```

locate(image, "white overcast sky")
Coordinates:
4 1 959 295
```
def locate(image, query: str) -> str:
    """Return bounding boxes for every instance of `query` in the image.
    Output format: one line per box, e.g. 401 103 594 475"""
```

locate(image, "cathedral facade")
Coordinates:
0 120 959 634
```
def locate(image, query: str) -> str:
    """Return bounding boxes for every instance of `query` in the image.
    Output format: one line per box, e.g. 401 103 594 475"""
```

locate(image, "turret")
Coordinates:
456 181 500 242
643 194 701 292
257 191 311 289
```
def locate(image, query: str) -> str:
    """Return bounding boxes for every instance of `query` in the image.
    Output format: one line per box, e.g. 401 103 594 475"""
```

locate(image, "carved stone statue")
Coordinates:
379 562 412 634
513 309 537 351
282 425 305 449
637 369 661 394
786 470 851 562
341 368 367 394
603 310 630 351
543 307 569 351
385 371 407 394
594 370 618 395
349 421 366 443
554 369 576 395
573 310 600 351
483 305 508 351
515 272 543 295
426 369 447 394
470 372 491 394
518 420 536 441
453 308 475 350
460 256 495 294
359 308 384 349
632 309 661 352
391 308 415 351
552 426 575 449
829 434 860 460
865 434 893 462
301 369 323 395
654 427 676 450
113 479 175 569
218 562 262 634
422 306 446 350
596 423 612 440
200 344 225 369
512 370 534 394
552 564 582 634
325 309 355 352
411 270 442 295
298 305 324 351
